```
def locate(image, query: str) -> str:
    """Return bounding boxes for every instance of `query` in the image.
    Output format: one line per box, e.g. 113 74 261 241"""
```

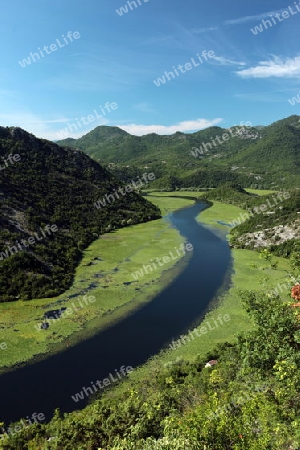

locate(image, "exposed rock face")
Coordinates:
236 219 300 248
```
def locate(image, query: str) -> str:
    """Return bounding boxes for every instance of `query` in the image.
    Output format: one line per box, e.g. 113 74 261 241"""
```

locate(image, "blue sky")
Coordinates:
1 0 300 139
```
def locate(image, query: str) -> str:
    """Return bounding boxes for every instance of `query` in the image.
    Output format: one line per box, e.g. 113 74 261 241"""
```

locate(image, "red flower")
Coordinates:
291 284 300 301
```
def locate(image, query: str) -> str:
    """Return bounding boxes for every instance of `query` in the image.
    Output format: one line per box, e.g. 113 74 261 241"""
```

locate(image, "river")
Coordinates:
0 199 232 425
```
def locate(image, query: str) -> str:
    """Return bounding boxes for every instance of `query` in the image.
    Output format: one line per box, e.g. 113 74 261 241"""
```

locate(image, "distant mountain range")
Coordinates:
0 127 160 302
57 115 300 189
1 114 299 301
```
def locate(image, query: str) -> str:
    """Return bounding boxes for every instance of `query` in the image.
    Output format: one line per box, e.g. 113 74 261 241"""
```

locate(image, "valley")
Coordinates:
0 189 297 449
0 193 234 424
0 0 300 444
0 122 299 449
2 1 300 446
0 195 191 371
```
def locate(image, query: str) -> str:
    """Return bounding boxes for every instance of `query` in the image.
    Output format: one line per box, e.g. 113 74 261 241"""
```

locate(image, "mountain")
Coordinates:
56 126 130 156
57 125 257 165
0 127 160 302
228 120 300 173
229 188 300 253
57 115 300 189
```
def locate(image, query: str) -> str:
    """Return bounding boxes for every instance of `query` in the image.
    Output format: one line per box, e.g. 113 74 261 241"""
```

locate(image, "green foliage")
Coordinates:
269 239 300 258
202 182 252 206
229 189 300 253
2 281 299 449
202 183 299 259
290 250 300 271
57 115 300 190
0 127 160 302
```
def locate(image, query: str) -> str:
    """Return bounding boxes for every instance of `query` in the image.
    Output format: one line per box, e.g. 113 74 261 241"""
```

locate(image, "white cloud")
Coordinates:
39 118 74 124
233 92 283 102
0 111 109 141
213 56 246 66
0 112 222 141
235 56 300 78
0 112 64 140
191 9 286 35
115 118 223 136
192 26 218 34
142 35 173 44
225 9 285 25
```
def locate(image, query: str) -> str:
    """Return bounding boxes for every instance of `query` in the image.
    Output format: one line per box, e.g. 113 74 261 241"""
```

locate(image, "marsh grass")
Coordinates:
0 195 194 371
1 191 289 376
120 192 290 385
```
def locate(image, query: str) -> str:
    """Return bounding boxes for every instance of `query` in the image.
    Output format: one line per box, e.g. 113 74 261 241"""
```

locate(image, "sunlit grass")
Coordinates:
125 197 291 384
0 195 193 370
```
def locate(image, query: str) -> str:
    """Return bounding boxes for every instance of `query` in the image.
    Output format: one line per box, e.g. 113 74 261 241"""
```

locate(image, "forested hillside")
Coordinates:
202 183 300 255
0 127 160 302
57 115 300 190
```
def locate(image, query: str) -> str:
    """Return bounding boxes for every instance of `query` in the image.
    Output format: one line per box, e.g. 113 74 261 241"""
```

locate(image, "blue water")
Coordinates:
216 220 233 227
0 199 232 424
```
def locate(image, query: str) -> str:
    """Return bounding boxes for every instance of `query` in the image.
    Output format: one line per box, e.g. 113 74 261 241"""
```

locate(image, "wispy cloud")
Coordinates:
224 9 285 25
0 111 70 140
0 111 106 141
212 56 246 66
190 8 286 35
142 35 173 45
235 56 300 79
40 50 154 92
192 26 218 34
116 118 223 136
31 118 73 124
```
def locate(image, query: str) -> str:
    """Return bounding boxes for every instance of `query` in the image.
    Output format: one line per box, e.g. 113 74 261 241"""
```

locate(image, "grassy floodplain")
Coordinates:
121 190 291 385
0 190 291 377
0 195 194 371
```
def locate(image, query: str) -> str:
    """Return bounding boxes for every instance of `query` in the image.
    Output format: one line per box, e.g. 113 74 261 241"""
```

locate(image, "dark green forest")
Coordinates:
0 127 160 302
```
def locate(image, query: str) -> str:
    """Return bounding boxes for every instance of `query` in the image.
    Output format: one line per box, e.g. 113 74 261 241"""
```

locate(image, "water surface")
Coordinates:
0 199 231 424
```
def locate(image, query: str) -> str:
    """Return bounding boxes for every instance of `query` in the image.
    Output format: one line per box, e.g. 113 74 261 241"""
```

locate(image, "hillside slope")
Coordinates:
2 286 299 449
57 115 300 189
202 183 300 254
0 127 160 302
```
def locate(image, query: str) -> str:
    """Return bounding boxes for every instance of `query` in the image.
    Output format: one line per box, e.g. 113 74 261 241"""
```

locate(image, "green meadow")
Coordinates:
0 190 291 378
0 195 194 371
245 188 277 195
121 191 291 385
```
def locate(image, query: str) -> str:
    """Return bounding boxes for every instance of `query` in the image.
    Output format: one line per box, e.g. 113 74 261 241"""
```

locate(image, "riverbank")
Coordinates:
0 195 194 372
1 193 232 426
1 190 290 384
1 192 296 450
119 191 290 384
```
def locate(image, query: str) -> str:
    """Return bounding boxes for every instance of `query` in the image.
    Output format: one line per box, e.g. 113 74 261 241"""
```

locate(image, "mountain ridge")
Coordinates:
57 115 300 189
